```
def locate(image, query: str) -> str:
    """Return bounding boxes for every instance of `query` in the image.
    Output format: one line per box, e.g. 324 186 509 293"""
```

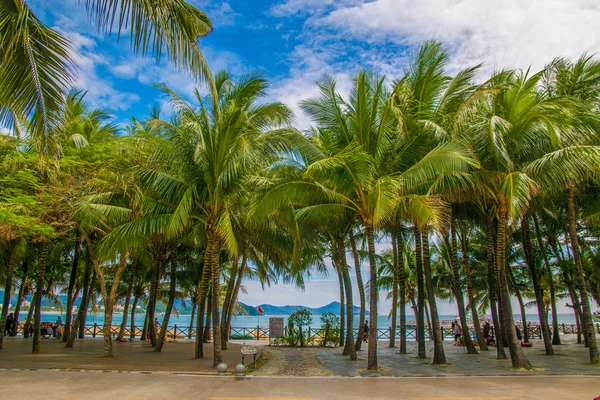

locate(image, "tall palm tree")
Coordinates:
146 70 295 365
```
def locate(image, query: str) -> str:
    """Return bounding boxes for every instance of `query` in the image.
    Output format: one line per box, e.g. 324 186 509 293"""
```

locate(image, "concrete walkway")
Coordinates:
1 370 599 400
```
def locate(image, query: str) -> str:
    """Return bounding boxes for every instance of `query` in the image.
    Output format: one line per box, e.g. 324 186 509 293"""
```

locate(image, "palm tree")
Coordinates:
0 0 212 149
146 70 295 365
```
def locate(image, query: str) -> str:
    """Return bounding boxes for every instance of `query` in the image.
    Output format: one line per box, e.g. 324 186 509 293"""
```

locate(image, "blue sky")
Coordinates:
29 0 600 314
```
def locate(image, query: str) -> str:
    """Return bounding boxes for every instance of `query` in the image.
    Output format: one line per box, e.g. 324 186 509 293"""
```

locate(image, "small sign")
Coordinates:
241 346 258 355
269 317 284 337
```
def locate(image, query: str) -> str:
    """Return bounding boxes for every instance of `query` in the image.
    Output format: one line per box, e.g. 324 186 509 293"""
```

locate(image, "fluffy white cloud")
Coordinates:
317 0 600 75
60 30 140 112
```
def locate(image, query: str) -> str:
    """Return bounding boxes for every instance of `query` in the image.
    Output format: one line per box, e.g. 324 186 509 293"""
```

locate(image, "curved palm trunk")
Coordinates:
336 236 356 360
486 220 506 359
63 231 81 342
209 232 223 366
447 221 477 354
567 185 598 364
415 226 427 359
13 260 29 336
130 295 139 340
350 231 366 352
225 256 247 343
147 251 163 348
414 227 426 359
422 230 446 364
220 256 240 350
140 305 149 341
336 263 345 348
521 217 553 355
533 215 561 345
118 260 136 341
23 298 34 338
496 198 531 368
203 287 212 343
68 242 93 345
0 246 19 348
389 230 399 348
507 265 529 343
194 261 210 359
32 242 49 354
189 301 196 338
365 226 379 370
155 247 177 352
396 230 407 354
461 233 487 351
96 253 129 358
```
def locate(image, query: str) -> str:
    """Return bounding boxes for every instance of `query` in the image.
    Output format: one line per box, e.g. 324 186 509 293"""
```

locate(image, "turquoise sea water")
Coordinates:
32 312 579 329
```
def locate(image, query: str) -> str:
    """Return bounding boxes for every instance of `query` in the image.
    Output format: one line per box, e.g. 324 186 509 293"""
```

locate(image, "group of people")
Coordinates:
3 313 17 336
2 314 64 339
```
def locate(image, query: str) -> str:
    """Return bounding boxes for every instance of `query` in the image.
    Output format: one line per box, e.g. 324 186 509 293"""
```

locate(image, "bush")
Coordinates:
288 309 312 347
320 312 340 347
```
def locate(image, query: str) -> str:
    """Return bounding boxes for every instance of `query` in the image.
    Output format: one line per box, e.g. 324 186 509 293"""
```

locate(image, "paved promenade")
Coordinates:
0 336 260 373
1 370 598 400
317 337 600 377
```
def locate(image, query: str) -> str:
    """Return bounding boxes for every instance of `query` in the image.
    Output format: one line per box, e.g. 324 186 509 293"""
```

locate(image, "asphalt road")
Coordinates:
2 370 599 400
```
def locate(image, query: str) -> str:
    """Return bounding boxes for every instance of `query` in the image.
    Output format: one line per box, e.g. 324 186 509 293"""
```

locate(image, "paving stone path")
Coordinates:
256 347 333 376
316 337 600 377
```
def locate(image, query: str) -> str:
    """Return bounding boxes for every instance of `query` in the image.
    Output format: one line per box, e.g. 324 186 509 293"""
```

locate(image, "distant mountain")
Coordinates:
239 301 366 317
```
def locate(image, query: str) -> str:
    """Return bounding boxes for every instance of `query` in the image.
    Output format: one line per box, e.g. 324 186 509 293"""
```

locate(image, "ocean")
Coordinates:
31 311 579 329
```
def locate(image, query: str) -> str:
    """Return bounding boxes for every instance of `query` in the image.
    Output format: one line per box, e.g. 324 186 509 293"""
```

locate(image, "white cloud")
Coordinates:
317 0 600 75
59 30 140 112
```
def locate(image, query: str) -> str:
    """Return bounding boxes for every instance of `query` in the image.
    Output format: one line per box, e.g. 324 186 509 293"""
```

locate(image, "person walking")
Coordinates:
5 313 14 336
453 320 462 346
363 320 370 342
483 321 492 346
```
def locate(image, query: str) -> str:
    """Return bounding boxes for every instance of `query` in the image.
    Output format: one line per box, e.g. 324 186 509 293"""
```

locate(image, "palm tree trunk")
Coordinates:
155 246 177 352
204 286 212 343
389 230 399 348
189 301 196 338
68 241 93 345
220 256 240 350
194 260 210 359
422 230 446 364
81 272 96 337
486 213 507 359
533 215 561 345
461 232 487 351
225 256 246 342
118 260 136 341
336 236 356 360
496 197 531 368
521 216 553 355
336 262 345 348
102 300 115 357
350 231 366 352
63 231 81 342
209 230 223 366
13 260 29 336
140 303 149 341
396 230 407 354
447 220 477 354
147 250 163 348
32 242 49 354
365 226 379 370
130 295 138 340
507 265 529 343
414 227 426 359
23 298 34 339
567 185 598 364
0 246 19 348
